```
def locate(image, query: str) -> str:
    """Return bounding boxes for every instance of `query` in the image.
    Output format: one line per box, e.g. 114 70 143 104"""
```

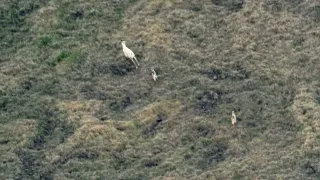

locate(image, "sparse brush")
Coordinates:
1 0 320 179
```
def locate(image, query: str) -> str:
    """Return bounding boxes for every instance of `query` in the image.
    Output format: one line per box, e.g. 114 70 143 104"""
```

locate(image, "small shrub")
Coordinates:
49 50 82 67
111 152 135 170
264 0 283 12
109 96 132 111
109 64 135 76
70 10 84 20
133 120 142 129
143 158 161 168
30 106 72 149
212 0 245 12
193 124 213 138
20 76 38 90
310 5 320 22
39 35 53 46
15 148 54 179
196 90 224 113
232 172 245 180
202 66 250 80
180 134 194 145
65 149 99 161
18 2 40 16
198 142 228 169
56 51 71 63
190 5 202 12
19 75 60 96
201 139 213 147
316 90 320 104
303 161 317 175
142 114 165 137
292 36 304 49
230 62 251 80
15 149 37 179
201 68 226 80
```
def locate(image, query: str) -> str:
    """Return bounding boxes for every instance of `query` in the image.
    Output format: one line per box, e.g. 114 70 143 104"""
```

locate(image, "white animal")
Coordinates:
151 68 158 82
231 111 237 126
121 40 139 69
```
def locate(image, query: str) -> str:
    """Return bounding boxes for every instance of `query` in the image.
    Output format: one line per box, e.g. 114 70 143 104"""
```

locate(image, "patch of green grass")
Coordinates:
49 50 83 67
292 36 304 50
133 120 142 129
38 35 53 46
212 0 245 12
311 5 320 22
201 138 213 147
232 172 245 180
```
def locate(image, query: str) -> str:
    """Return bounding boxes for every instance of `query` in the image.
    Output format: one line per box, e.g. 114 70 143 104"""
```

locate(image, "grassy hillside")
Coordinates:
0 0 319 179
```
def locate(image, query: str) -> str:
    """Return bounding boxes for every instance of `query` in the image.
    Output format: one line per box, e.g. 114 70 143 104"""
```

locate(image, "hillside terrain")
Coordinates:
0 0 320 179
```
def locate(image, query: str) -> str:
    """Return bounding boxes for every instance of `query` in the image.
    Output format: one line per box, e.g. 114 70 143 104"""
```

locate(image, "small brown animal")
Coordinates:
151 68 158 82
231 111 237 126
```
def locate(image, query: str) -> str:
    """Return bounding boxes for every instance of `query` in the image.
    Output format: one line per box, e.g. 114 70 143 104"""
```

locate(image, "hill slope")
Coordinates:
0 0 320 179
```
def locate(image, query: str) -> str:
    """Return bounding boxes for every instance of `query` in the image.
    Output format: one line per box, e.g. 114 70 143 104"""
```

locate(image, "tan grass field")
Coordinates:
0 0 319 179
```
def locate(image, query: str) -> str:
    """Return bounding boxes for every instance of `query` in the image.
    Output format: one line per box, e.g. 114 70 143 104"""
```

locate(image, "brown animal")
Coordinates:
151 68 158 82
231 111 237 126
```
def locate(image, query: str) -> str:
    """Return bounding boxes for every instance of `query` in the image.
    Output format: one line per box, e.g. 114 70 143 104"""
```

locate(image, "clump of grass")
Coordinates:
133 120 142 129
196 90 223 114
198 141 228 169
56 51 71 62
109 96 132 111
315 90 320 104
310 5 320 22
136 100 182 126
212 0 245 12
38 35 53 46
66 121 128 150
264 0 283 12
49 50 82 67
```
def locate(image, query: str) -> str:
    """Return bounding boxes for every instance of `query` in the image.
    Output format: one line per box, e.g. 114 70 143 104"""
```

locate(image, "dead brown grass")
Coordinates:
1 0 320 179
57 100 102 123
0 119 36 179
71 121 127 149
113 0 176 52
292 85 320 151
29 5 58 30
2 119 36 148
136 100 182 125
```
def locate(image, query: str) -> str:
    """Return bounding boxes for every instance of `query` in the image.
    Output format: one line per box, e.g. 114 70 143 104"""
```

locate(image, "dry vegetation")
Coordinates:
1 0 320 179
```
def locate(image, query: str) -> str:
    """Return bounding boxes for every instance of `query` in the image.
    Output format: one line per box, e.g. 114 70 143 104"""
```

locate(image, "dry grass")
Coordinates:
29 4 58 30
136 100 182 125
1 0 320 179
57 100 102 122
292 85 320 150
0 119 36 149
0 119 36 179
114 0 175 50
60 120 128 151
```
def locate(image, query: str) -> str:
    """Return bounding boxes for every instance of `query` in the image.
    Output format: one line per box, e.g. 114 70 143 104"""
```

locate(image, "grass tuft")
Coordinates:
38 35 53 46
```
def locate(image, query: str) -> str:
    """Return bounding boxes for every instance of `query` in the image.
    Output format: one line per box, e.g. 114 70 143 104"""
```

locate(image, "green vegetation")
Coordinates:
1 0 320 179
38 35 53 46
